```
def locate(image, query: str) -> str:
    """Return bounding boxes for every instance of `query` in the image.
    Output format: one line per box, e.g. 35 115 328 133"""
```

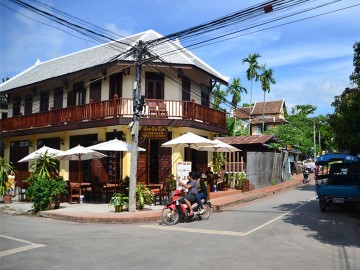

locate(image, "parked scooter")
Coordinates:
303 167 311 184
161 190 211 225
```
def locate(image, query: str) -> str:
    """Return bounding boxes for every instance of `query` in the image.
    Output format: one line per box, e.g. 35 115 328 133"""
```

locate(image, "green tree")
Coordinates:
29 151 59 178
259 64 276 132
226 77 247 108
328 87 360 154
349 41 360 87
265 104 317 155
212 83 226 110
242 53 261 113
328 41 360 154
226 117 248 136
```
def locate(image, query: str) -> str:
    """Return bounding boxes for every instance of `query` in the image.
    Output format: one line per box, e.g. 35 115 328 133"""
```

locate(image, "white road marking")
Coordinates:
139 225 246 236
0 235 46 257
140 197 316 237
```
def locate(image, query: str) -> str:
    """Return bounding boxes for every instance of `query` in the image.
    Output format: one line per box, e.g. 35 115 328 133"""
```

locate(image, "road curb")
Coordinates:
212 180 303 212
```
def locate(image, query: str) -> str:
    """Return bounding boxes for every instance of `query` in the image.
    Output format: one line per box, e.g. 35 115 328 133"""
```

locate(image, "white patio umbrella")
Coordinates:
87 139 145 191
161 132 217 148
88 138 145 152
18 145 64 163
56 145 107 182
191 139 241 153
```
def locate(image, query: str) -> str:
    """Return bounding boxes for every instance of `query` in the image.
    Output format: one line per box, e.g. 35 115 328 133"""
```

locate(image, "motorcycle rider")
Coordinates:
178 171 198 216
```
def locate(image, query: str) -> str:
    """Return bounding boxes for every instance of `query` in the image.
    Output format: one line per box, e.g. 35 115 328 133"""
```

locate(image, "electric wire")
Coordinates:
3 0 357 118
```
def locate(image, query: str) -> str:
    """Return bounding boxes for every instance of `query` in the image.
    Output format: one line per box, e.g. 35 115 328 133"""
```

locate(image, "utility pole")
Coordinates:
128 40 146 212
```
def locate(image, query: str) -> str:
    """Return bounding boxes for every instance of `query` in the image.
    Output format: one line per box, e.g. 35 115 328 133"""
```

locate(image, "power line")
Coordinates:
6 0 134 49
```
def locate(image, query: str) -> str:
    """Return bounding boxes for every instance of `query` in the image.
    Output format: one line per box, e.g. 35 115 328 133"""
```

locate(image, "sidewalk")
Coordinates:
0 174 304 224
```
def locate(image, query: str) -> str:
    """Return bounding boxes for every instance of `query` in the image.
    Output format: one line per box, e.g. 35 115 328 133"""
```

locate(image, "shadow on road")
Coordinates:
276 199 360 248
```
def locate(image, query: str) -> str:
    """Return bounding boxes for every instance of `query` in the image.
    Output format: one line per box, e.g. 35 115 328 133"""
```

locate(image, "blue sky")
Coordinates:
1 0 359 116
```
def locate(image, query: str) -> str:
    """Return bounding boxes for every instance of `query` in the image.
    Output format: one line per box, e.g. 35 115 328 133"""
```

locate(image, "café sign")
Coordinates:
141 127 168 140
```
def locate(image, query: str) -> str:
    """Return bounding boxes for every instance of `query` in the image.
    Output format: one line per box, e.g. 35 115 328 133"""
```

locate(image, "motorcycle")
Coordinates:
303 167 311 184
161 190 212 225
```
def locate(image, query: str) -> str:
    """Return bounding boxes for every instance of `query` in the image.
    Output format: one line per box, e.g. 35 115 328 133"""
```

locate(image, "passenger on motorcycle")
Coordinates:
195 172 208 214
178 171 198 216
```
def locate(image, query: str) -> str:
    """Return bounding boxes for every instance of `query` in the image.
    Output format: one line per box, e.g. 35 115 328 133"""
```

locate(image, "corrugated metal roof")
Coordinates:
0 30 229 92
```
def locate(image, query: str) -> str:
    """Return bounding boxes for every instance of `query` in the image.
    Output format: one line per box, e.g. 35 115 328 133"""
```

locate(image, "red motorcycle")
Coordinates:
161 190 211 225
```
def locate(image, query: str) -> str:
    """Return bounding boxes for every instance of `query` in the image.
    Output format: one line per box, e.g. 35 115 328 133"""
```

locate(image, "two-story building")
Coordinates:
0 30 228 185
235 99 287 135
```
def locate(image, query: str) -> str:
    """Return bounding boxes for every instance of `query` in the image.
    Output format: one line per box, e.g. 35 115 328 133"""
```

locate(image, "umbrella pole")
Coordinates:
114 152 117 193
78 158 81 183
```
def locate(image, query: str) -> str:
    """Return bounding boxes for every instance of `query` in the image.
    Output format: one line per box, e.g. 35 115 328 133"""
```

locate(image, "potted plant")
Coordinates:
135 183 154 210
165 174 176 195
0 157 15 203
235 171 246 190
109 192 129 212
25 152 67 212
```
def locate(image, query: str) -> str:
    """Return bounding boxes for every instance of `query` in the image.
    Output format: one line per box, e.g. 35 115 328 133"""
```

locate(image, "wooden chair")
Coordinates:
68 182 81 204
17 180 29 202
153 182 171 205
91 182 102 202
147 101 158 118
102 183 116 203
157 102 168 118
223 174 229 191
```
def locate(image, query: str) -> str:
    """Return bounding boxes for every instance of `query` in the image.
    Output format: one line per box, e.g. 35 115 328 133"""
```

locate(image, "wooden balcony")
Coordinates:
0 98 226 133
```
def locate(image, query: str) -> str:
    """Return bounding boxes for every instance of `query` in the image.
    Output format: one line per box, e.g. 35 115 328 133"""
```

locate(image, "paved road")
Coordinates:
1 183 359 270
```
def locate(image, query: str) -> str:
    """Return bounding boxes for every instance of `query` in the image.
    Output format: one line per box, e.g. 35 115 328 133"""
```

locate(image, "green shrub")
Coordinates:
26 175 67 212
135 183 154 210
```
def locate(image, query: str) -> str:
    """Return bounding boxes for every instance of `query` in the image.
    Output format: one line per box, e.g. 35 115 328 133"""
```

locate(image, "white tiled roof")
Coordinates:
0 30 228 92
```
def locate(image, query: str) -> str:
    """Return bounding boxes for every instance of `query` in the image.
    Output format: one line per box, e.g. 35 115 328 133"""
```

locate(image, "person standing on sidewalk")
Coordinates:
7 170 16 196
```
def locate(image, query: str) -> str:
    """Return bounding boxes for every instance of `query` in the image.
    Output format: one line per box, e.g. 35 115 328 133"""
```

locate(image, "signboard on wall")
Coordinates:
140 127 168 140
176 162 192 190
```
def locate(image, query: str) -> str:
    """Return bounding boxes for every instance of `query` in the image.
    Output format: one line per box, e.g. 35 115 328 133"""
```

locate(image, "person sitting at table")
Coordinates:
205 167 213 177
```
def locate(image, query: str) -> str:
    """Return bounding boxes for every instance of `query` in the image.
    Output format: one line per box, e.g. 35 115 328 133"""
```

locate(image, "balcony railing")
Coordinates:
0 98 226 132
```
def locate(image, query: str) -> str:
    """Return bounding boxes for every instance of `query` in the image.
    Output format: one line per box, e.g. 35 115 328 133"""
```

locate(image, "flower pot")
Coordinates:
115 205 123 213
242 180 250 192
48 202 56 210
3 194 12 204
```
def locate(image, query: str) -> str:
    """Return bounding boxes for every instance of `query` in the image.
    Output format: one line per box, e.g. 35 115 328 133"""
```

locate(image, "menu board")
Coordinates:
176 162 192 190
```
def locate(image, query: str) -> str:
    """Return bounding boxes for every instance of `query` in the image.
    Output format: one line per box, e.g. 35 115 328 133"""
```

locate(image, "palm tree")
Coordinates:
212 83 226 110
227 77 247 135
227 77 247 108
259 64 276 133
242 53 261 131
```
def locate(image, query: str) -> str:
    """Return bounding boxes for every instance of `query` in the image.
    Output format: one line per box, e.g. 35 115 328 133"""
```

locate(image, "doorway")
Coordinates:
149 140 159 184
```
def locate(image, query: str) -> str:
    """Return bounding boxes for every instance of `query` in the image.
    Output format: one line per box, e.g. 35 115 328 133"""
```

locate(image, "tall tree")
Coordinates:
264 104 317 155
349 41 360 87
242 53 261 128
226 77 247 108
328 87 360 154
259 64 276 132
328 41 360 154
212 83 226 110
